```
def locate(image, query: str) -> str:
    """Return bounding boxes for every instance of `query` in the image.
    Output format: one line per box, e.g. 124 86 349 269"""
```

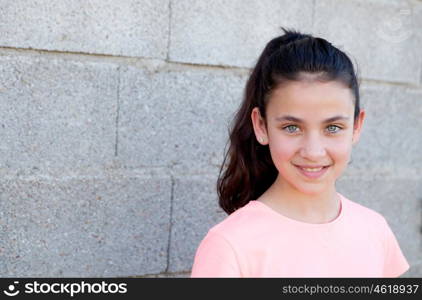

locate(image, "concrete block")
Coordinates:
169 0 314 68
0 55 118 175
413 2 422 85
168 174 227 273
0 174 172 276
345 83 422 176
0 0 170 59
404 261 422 278
117 65 247 170
313 0 422 84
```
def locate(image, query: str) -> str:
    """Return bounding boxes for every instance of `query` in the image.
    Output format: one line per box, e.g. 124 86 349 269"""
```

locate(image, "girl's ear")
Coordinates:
352 109 366 145
251 107 268 145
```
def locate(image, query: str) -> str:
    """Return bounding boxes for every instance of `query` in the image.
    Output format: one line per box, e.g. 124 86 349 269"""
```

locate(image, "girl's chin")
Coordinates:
289 181 334 195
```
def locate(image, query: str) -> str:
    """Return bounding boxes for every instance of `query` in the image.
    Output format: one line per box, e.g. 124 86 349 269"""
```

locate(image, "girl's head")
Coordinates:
217 27 365 214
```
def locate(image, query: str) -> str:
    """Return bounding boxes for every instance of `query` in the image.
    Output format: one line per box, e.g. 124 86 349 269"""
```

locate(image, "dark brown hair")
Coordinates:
217 27 361 214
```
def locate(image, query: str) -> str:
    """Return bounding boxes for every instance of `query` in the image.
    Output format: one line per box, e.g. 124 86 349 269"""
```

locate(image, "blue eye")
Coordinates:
327 125 342 133
283 125 299 133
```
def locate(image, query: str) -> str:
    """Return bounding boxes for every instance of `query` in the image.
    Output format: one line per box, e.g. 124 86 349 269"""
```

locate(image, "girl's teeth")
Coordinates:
302 167 323 172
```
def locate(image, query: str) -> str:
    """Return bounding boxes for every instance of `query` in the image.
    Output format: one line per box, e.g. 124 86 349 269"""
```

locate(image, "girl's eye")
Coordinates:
283 125 300 133
326 125 342 133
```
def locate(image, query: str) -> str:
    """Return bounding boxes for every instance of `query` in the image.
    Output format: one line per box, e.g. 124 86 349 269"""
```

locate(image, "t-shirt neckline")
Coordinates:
249 192 345 229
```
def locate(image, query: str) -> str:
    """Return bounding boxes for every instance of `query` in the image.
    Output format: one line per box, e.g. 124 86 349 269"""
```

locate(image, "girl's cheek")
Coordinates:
270 138 298 157
327 137 348 148
330 135 353 151
328 140 353 166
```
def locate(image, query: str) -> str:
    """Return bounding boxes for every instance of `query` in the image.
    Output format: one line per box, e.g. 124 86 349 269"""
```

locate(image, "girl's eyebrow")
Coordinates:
274 115 350 123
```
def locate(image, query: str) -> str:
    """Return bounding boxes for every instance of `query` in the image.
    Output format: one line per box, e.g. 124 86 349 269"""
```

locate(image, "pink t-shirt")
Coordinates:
191 193 409 277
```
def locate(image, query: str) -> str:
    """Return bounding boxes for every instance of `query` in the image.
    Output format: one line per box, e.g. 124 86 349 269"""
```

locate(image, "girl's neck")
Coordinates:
257 175 341 224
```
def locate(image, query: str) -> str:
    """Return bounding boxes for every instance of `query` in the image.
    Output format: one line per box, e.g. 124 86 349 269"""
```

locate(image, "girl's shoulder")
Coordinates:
342 194 386 221
207 200 268 240
340 193 390 232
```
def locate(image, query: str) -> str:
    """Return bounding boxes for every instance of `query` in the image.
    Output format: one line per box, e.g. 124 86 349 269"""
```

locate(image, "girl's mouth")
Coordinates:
294 165 330 179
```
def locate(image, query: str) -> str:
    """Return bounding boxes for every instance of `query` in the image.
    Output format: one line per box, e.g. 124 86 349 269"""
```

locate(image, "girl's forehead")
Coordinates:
268 81 354 116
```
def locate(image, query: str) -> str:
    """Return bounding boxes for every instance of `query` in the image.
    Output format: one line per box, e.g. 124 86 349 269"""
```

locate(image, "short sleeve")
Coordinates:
190 230 242 278
382 218 410 277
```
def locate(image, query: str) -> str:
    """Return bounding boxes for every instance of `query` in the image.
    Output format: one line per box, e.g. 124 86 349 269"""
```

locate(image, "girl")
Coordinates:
190 28 410 277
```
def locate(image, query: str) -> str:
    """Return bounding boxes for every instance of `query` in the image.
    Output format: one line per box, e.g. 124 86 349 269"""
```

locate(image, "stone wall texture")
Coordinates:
0 0 421 277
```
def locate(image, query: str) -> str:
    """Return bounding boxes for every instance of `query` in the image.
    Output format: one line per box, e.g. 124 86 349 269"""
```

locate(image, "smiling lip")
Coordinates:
296 165 328 168
294 164 330 179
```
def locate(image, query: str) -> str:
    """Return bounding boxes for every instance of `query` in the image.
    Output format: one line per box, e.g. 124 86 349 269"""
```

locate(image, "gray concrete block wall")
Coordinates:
314 0 422 84
0 55 118 174
169 0 314 67
118 64 246 169
0 173 171 276
0 0 421 277
0 0 170 59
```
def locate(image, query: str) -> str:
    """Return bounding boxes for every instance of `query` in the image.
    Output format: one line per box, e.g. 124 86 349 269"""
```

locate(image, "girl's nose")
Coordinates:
299 134 327 160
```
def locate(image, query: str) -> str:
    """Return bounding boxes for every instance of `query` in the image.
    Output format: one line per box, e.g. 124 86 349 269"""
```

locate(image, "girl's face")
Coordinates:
251 80 365 196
